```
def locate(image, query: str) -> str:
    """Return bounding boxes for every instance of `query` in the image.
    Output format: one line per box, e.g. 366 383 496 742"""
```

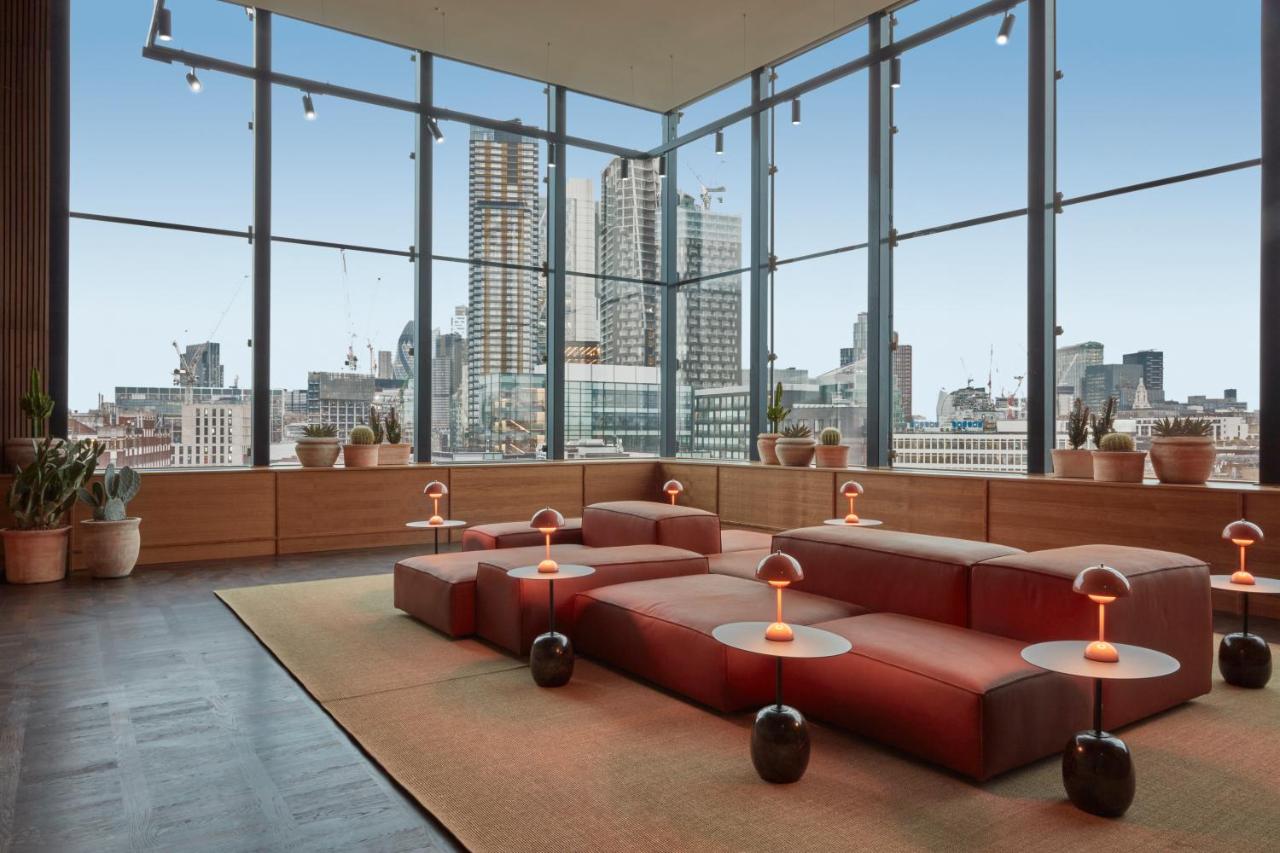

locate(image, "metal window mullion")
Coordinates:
748 69 770 460
251 10 271 466
413 52 433 462
1262 0 1280 483
49 0 70 438
660 113 680 458
866 14 893 468
1026 0 1056 475
546 86 567 460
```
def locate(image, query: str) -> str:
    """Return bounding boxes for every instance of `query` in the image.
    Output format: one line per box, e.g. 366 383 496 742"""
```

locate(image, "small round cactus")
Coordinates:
819 427 842 446
349 425 376 445
1098 432 1134 452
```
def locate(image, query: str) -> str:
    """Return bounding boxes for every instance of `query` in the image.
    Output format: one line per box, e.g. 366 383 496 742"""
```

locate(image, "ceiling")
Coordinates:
241 0 892 113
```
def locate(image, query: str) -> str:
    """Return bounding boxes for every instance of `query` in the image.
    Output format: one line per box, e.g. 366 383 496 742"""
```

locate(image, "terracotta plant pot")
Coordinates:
2 527 70 584
4 436 63 471
79 518 141 579
814 444 850 469
757 434 780 465
378 443 412 466
295 437 340 468
1149 436 1215 485
775 438 817 467
1051 448 1094 480
1092 450 1147 483
342 444 379 468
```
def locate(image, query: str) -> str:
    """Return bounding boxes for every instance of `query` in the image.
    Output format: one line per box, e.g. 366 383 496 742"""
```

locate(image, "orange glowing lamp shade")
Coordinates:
1222 519 1264 585
756 551 804 642
1073 565 1132 663
529 507 565 573
839 480 865 524
423 481 448 525
662 479 685 505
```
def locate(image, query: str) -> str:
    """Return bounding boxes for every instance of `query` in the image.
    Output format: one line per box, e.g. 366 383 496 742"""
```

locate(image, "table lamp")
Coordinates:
756 551 804 642
839 480 864 524
530 507 565 573
1222 519 1264 585
423 481 448 525
1073 564 1131 662
662 479 684 505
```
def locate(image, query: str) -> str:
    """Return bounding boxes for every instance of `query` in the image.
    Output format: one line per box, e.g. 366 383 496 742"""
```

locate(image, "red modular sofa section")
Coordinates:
582 501 723 555
462 518 584 551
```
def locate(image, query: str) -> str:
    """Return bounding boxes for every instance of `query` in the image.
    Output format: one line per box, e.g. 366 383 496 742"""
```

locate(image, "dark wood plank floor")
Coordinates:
0 546 463 853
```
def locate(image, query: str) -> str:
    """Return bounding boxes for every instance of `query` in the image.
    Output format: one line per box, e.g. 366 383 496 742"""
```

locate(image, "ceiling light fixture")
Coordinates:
996 12 1015 45
548 145 557 168
791 98 801 125
157 7 172 41
302 92 316 120
890 57 902 89
658 155 666 179
185 66 202 93
428 116 445 143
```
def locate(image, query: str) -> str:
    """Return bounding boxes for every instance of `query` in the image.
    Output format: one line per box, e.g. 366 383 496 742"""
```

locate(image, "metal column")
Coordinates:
866 14 894 468
1262 0 1280 483
660 113 679 457
48 0 70 438
251 11 272 465
546 86 568 460
1027 0 1057 475
748 69 771 459
413 53 433 462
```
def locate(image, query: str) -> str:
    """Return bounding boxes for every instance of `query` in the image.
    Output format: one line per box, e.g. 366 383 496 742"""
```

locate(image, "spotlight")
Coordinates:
714 130 724 155
157 7 172 41
548 145 557 168
185 67 202 93
658 155 666 178
890 57 902 89
302 92 316 120
791 98 801 125
620 158 630 179
245 6 255 21
428 117 445 143
996 12 1015 45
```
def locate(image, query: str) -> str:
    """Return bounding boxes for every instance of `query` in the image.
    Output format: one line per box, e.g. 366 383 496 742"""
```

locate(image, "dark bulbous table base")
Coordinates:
751 704 810 784
1219 632 1271 689
530 632 574 687
1062 731 1135 818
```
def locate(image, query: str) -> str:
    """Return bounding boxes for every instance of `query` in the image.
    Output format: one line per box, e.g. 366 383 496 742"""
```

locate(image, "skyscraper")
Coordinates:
182 342 224 387
892 343 913 427
1122 349 1164 403
450 305 467 338
565 177 600 361
1083 363 1143 411
851 313 869 364
675 191 743 389
1055 341 1103 398
599 157 661 367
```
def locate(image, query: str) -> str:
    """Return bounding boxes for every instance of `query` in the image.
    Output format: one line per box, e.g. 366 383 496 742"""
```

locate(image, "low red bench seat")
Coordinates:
707 548 770 582
582 500 722 554
461 517 583 551
719 529 772 553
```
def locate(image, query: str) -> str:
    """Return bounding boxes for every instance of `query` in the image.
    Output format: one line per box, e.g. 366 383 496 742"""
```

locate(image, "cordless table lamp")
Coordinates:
1223 519 1264 585
423 481 448 525
756 551 804 642
839 481 864 524
530 507 565 573
662 479 684 505
1073 564 1131 663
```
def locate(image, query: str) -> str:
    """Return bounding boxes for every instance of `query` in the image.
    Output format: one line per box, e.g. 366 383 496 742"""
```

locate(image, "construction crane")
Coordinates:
689 167 725 211
171 339 208 405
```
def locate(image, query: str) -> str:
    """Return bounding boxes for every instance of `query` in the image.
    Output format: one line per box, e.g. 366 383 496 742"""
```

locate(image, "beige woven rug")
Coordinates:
218 574 1280 852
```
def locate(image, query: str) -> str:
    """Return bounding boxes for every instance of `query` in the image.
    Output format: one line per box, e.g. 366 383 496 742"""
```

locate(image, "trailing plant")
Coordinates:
819 427 842 446
7 437 104 530
78 463 141 521
384 407 403 445
1098 432 1135 452
302 423 338 438
1065 398 1090 450
368 404 385 444
765 382 790 433
1152 416 1213 438
1089 396 1117 449
19 368 54 438
780 423 813 439
349 425 376 445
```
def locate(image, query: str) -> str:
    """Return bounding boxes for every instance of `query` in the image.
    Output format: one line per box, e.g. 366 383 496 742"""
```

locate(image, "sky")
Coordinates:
68 0 1262 419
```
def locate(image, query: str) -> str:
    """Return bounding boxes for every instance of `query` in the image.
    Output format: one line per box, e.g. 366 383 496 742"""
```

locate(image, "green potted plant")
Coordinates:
295 423 340 467
1092 432 1146 483
379 405 411 465
1149 416 1215 485
1089 396 1116 451
758 382 788 465
5 368 58 470
1052 398 1093 479
3 437 103 584
77 463 142 578
814 427 848 468
776 422 816 467
342 424 379 468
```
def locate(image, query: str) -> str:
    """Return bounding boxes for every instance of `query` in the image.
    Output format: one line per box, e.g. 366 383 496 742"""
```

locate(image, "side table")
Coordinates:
507 564 595 687
405 519 467 555
1210 574 1280 688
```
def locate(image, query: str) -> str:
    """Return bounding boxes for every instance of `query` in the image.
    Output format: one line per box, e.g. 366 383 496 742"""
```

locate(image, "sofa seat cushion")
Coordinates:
475 545 709 655
574 574 865 712
971 544 1212 728
720 529 772 553
786 613 1088 780
771 526 1024 626
582 500 722 554
708 548 770 582
462 517 583 551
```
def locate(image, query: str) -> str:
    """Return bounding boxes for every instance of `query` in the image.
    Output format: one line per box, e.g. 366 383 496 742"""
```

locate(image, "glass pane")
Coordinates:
774 25 865 81
1056 169 1259 481
270 244 415 465
567 91 661 148
677 281 747 459
272 15 415 101
677 78 750 135
434 58 546 131
159 0 253 65
892 217 1027 473
892 0 999 38
69 220 253 468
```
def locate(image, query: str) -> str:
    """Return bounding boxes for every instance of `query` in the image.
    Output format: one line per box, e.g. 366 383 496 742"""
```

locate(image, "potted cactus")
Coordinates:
757 382 788 465
342 424 379 468
814 427 849 468
1149 416 1215 485
776 423 816 467
5 368 60 470
295 423 340 467
1052 398 1093 479
379 406 412 465
1089 396 1117 452
77 463 142 578
1092 432 1146 483
3 437 103 584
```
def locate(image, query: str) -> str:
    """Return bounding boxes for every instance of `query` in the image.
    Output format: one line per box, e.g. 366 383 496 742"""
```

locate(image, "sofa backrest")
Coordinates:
582 500 722 554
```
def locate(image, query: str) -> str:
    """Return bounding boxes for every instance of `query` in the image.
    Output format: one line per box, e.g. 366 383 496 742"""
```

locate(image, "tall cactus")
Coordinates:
368 404 385 443
78 462 141 521
19 368 54 438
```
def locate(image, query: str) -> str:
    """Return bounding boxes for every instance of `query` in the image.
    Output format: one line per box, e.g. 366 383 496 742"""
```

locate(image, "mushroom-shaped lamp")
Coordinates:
756 551 804 642
1223 519 1264 585
1073 565 1131 662
839 480 865 524
423 481 448 525
662 479 684 505
530 507 565 573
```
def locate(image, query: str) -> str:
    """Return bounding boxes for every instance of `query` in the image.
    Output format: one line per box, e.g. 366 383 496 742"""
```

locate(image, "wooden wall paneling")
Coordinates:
852 471 987 540
582 462 658 506
657 462 719 514
450 464 584 528
718 467 834 531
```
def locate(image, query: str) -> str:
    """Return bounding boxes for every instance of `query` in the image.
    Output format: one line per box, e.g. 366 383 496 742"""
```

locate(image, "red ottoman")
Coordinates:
475 544 709 655
970 545 1212 728
462 517 583 551
582 500 722 554
786 613 1088 780
574 573 865 712
708 548 770 582
720 529 772 553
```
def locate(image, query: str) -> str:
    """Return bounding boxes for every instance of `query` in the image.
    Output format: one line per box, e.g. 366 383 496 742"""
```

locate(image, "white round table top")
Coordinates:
507 563 596 581
1021 641 1180 680
405 519 467 530
1210 574 1280 595
713 621 852 659
822 518 884 527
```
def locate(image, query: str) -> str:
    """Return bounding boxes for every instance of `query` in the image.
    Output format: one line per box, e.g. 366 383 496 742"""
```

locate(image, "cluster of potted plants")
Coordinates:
294 404 412 468
755 382 850 468
3 436 104 583
1051 396 1218 485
